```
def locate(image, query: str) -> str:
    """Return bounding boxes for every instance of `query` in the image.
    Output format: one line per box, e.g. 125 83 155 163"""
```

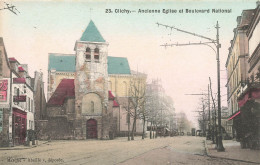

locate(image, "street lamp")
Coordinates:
157 21 225 151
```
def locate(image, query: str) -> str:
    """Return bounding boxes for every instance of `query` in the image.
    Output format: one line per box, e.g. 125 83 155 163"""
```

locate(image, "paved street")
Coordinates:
0 136 258 165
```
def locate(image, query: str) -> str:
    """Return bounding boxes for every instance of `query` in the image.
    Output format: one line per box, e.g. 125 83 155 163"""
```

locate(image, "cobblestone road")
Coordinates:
0 136 257 165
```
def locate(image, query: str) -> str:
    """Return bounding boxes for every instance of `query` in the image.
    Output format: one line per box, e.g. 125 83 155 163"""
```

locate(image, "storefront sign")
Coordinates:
13 95 26 102
0 80 8 102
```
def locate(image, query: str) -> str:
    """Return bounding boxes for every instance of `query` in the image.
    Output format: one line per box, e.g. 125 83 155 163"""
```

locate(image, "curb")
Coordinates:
207 155 260 164
0 141 49 151
205 140 260 164
0 146 36 150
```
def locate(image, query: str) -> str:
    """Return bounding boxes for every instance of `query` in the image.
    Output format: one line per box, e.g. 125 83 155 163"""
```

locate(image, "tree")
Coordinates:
128 73 146 140
145 85 160 139
139 98 147 139
121 97 132 141
176 112 193 133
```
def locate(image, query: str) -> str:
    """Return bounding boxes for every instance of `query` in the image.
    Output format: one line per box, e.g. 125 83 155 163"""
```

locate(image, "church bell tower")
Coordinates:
74 20 109 139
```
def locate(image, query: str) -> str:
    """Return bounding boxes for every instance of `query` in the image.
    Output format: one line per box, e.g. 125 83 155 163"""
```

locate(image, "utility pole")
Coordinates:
160 107 162 137
157 21 225 152
209 77 217 145
202 101 206 136
208 84 211 140
216 22 225 151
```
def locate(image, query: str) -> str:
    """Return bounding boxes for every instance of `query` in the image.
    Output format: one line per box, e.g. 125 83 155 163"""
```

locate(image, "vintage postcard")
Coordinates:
0 0 259 164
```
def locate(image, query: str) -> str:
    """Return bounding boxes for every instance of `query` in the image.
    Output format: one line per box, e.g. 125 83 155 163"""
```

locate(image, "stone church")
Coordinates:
45 20 146 140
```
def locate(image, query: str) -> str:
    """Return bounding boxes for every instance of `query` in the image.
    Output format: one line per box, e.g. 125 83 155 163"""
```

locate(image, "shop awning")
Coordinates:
252 88 260 99
238 93 249 108
238 88 260 108
228 111 241 121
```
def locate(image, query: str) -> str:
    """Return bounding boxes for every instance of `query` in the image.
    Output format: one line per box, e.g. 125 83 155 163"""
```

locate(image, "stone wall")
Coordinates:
45 117 73 140
0 108 10 147
47 106 63 116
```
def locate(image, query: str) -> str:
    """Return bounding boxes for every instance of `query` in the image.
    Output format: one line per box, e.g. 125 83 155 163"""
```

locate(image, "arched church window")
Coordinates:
85 47 91 61
91 101 94 113
94 48 99 62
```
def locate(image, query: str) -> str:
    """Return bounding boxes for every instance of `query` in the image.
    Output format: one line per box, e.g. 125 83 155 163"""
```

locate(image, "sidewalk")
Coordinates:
0 141 49 150
206 140 260 164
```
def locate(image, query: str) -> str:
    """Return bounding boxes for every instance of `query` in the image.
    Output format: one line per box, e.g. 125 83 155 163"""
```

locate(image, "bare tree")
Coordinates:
128 74 146 140
139 99 147 139
146 89 160 138
121 96 133 141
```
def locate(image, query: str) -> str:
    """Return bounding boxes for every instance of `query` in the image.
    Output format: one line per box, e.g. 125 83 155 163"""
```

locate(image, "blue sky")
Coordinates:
0 0 258 127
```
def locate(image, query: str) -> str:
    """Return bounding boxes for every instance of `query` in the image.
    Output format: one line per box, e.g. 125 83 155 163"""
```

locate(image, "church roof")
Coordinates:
108 91 115 100
107 56 131 74
48 54 75 72
113 100 119 107
48 54 131 75
48 79 75 105
80 20 105 42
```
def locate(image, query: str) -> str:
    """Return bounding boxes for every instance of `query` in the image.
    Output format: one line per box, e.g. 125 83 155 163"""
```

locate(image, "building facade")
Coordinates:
225 9 255 138
236 2 260 149
32 71 47 140
0 37 39 146
9 59 35 146
228 2 260 149
0 38 11 147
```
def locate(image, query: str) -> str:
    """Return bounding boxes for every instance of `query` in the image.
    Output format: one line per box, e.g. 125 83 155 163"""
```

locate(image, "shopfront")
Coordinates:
12 108 27 145
235 87 260 149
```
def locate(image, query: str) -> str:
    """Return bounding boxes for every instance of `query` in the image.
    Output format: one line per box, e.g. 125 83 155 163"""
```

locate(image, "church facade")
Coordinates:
46 20 146 140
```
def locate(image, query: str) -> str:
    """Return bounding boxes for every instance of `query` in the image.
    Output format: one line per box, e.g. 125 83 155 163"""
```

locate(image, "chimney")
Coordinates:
18 66 25 78
8 57 18 71
236 16 242 26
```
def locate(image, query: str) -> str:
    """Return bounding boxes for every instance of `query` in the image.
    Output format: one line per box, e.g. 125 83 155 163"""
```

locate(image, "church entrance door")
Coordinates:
86 119 97 139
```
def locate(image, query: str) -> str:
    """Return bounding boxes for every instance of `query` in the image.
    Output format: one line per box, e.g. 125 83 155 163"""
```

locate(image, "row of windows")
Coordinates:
229 98 238 115
85 48 99 62
227 68 240 97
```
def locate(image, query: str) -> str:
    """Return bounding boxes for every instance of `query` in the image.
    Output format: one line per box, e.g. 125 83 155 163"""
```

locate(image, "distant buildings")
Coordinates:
146 79 176 136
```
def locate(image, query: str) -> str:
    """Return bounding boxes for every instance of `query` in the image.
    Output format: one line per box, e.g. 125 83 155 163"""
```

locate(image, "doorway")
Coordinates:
86 119 97 139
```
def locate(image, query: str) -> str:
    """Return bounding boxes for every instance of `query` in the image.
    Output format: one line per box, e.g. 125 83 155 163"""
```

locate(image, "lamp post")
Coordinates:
157 21 225 151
